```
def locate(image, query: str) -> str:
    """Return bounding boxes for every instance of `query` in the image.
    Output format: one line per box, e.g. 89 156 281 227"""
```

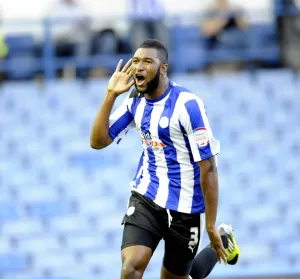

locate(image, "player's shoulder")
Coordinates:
170 81 204 105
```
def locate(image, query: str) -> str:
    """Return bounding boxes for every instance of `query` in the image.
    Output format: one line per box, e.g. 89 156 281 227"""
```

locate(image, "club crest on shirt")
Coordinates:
193 128 209 147
159 116 169 128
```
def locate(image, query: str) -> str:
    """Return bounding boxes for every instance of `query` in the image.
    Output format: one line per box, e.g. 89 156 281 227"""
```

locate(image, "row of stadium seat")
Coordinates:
0 70 299 278
2 22 279 79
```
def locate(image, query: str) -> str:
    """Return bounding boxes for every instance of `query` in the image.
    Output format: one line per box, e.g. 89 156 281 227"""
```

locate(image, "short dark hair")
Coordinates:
139 39 168 64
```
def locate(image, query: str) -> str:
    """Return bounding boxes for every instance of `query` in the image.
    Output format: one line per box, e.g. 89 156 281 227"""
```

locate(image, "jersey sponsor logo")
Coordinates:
142 138 166 148
140 130 165 148
193 127 209 147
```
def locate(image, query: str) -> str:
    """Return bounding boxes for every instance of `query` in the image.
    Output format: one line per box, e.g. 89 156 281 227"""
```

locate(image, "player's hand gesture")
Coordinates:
107 59 134 96
207 227 228 264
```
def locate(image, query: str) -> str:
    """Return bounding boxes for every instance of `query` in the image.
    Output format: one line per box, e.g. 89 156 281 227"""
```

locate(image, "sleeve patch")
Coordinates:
193 128 209 147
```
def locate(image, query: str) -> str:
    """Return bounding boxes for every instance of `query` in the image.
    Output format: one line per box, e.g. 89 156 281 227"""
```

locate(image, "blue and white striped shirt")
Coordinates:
109 81 220 214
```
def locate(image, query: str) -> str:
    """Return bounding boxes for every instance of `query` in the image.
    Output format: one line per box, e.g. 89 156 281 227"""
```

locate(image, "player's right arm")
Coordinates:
90 59 134 149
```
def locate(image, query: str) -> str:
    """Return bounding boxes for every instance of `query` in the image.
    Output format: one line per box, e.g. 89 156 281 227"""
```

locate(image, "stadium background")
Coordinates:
0 0 299 278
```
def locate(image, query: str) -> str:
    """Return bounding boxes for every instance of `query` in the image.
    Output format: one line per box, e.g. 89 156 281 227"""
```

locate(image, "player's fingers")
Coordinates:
218 247 228 264
126 65 133 75
222 246 228 259
115 59 123 72
122 58 132 72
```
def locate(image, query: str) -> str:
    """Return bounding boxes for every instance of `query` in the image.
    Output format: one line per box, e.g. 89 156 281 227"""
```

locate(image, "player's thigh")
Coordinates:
121 223 161 275
121 191 164 272
162 212 205 277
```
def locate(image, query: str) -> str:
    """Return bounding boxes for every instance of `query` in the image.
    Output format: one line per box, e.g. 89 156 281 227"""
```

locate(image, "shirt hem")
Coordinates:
131 189 205 214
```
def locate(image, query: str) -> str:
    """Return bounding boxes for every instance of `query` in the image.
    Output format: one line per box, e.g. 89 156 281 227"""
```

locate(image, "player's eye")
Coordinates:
145 60 152 64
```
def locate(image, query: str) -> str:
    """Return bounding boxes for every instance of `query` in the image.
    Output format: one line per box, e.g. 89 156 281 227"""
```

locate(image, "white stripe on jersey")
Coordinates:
170 92 196 213
109 95 133 126
139 149 151 195
109 95 134 143
151 101 170 208
132 98 149 194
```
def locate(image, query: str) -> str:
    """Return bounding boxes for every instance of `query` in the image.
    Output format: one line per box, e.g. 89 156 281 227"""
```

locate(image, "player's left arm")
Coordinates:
179 96 227 263
197 156 218 231
179 96 220 229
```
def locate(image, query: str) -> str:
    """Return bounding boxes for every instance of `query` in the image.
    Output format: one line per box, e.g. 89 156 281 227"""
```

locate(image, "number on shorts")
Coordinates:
188 227 199 246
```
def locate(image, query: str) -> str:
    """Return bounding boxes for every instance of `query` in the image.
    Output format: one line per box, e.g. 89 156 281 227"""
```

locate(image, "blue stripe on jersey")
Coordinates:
158 92 181 210
184 99 213 159
109 110 133 140
133 152 144 188
179 121 205 214
140 104 159 200
130 96 142 116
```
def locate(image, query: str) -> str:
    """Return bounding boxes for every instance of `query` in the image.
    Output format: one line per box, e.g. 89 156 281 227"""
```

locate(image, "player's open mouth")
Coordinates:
135 74 146 87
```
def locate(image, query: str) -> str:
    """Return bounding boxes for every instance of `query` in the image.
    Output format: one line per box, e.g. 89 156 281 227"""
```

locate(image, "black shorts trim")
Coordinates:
121 241 154 250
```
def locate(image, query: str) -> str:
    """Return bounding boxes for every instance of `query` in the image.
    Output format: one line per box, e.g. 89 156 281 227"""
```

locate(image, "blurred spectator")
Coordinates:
201 0 248 49
91 28 119 56
88 27 121 78
0 34 8 59
278 0 300 69
127 0 169 51
0 7 8 60
0 7 8 81
46 0 91 58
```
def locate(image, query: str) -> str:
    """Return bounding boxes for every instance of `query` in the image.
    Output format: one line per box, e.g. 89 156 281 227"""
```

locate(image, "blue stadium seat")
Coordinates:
26 200 77 219
0 238 12 254
0 253 29 272
48 216 91 234
4 34 40 80
0 202 21 220
33 251 77 273
66 233 107 251
17 235 61 254
2 219 44 237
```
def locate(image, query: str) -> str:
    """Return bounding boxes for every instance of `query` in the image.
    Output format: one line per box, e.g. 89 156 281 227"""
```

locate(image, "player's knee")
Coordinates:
121 259 144 278
121 244 152 278
121 263 139 278
121 251 148 279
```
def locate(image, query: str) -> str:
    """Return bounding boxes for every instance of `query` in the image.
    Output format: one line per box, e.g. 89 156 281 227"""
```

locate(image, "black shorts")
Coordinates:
121 191 205 276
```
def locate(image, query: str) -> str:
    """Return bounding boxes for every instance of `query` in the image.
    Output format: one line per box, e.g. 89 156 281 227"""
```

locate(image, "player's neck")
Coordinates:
145 78 169 100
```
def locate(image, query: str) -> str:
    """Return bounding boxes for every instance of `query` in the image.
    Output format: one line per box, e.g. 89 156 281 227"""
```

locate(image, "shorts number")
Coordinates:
188 227 199 246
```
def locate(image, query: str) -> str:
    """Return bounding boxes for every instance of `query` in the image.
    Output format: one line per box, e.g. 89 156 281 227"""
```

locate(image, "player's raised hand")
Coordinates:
207 227 228 265
107 59 134 96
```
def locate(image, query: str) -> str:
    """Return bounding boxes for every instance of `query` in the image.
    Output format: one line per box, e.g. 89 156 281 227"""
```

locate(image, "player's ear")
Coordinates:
160 63 168 75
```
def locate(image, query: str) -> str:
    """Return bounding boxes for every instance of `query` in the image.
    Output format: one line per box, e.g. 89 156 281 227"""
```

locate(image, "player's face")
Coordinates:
132 48 162 93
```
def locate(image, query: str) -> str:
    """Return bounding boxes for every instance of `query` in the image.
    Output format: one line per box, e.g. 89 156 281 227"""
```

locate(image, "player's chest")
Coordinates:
133 103 181 144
